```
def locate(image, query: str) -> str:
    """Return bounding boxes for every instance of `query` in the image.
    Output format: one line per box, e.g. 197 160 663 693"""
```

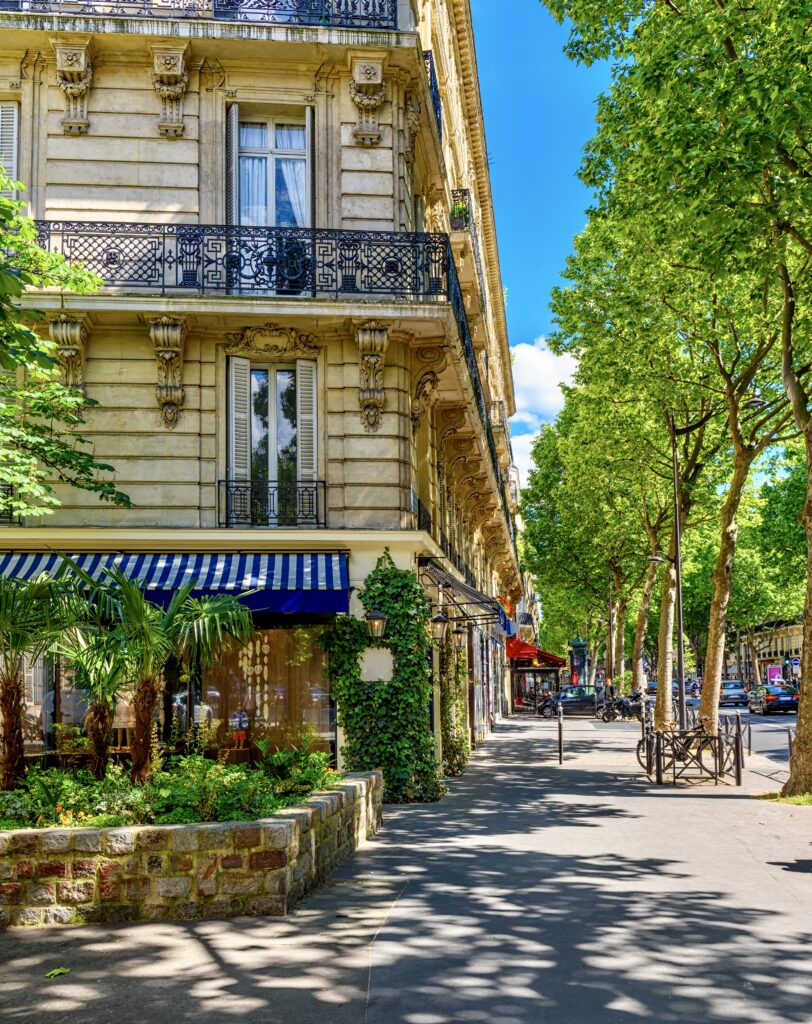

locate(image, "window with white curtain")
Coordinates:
238 119 308 228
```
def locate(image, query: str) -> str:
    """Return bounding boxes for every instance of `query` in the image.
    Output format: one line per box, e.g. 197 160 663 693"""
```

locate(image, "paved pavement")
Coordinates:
1 717 811 1024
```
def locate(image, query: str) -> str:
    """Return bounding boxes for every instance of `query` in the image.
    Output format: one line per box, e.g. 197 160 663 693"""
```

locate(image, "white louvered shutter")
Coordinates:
0 102 19 198
225 102 239 225
229 356 251 482
296 360 317 483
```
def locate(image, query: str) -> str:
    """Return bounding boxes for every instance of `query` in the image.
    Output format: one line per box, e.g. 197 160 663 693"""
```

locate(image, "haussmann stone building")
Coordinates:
0 0 522 765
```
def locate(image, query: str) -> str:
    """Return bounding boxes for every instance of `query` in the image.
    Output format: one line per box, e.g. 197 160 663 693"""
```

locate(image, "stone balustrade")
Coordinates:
0 771 382 928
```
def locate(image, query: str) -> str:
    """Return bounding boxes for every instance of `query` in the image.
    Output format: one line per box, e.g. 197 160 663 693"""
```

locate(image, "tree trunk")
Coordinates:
587 639 599 687
783 427 812 795
86 701 114 781
700 457 751 735
748 636 762 687
614 597 627 690
655 531 677 731
632 561 658 693
0 669 26 790
130 676 158 784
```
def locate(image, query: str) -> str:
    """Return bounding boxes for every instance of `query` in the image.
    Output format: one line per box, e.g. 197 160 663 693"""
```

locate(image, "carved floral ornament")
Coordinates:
148 316 187 428
224 323 320 359
411 370 439 432
48 313 88 389
53 40 93 136
355 320 389 432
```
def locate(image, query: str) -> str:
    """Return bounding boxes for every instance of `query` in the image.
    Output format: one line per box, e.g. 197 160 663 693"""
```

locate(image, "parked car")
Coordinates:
748 685 799 715
719 680 749 707
537 685 598 718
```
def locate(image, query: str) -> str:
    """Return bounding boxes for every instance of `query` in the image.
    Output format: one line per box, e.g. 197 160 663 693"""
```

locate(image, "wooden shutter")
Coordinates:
0 102 19 199
228 356 251 481
225 102 239 225
306 105 314 228
296 360 317 482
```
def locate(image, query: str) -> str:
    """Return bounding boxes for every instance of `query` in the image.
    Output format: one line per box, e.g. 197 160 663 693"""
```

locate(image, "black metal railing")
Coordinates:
641 721 743 786
218 480 327 528
0 484 18 525
450 188 487 310
0 0 398 28
416 498 432 535
423 51 442 141
35 222 449 300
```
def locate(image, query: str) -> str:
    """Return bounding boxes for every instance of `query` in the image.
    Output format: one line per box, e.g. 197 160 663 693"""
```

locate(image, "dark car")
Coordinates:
719 679 749 707
748 685 799 715
537 685 598 718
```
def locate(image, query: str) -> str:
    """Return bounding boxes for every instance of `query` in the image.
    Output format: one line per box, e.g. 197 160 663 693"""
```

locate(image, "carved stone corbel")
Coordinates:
148 316 187 428
49 313 88 389
411 370 439 432
53 39 93 135
349 58 386 146
151 45 189 138
404 91 421 163
356 321 389 432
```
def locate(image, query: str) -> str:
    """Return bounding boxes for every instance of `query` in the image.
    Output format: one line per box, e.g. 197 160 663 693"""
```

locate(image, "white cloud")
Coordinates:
508 337 576 486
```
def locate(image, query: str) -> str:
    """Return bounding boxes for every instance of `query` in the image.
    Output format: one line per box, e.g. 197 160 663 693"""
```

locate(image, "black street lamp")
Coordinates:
431 612 450 643
365 608 387 640
452 624 467 652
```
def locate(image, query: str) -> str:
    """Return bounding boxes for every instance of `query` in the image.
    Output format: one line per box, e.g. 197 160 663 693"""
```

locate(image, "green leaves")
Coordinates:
44 968 71 979
0 166 128 519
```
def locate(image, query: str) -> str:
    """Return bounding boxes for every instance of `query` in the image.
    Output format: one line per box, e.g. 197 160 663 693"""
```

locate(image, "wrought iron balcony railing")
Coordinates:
35 222 448 300
416 498 432 535
218 480 327 528
450 188 487 311
423 51 442 141
0 0 398 28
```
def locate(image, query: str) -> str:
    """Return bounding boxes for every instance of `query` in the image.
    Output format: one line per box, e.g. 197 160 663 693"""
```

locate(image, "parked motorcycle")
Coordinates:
601 694 646 723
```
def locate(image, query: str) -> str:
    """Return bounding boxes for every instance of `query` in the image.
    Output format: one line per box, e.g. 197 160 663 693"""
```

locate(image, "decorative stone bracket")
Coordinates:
53 39 93 136
404 91 421 164
150 45 189 138
349 58 386 146
49 313 88 389
411 370 439 432
356 321 389 432
148 316 187 428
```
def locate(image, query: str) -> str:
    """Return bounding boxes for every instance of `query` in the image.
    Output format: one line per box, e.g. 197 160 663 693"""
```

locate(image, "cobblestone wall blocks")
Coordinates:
98 861 121 901
235 825 261 848
261 821 294 850
13 907 42 926
56 880 94 904
41 831 72 853
73 830 102 853
220 872 263 896
135 829 168 852
200 824 234 850
104 830 135 855
169 827 200 853
27 883 56 906
156 876 192 899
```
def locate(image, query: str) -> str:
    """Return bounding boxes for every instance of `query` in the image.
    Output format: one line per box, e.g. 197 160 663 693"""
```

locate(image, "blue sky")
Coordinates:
470 0 611 482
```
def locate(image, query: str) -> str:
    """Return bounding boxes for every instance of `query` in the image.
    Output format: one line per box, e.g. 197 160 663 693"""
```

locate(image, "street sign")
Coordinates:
792 658 800 666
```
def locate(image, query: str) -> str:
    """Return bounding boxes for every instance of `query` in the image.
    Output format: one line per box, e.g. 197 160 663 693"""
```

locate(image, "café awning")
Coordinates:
419 558 515 634
0 551 350 615
506 636 566 667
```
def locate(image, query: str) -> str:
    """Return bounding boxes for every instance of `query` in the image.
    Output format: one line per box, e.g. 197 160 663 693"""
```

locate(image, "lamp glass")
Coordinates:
366 609 387 640
431 612 449 642
453 625 467 651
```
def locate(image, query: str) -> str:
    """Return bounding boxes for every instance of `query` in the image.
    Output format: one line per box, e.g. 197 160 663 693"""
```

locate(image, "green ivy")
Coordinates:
322 550 445 803
439 633 471 776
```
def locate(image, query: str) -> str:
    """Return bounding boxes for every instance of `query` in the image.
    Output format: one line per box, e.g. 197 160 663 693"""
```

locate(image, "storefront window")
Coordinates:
202 626 333 753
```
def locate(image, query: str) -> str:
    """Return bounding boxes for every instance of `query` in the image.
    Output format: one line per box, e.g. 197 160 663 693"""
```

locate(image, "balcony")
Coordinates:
218 480 327 528
0 0 398 29
423 51 442 141
35 222 448 300
449 189 487 313
35 219 516 560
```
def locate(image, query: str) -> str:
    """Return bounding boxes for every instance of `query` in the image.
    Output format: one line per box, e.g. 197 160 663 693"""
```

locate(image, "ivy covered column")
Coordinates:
323 550 445 803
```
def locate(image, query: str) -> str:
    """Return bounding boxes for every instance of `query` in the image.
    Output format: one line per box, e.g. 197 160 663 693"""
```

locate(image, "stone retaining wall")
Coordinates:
0 771 382 928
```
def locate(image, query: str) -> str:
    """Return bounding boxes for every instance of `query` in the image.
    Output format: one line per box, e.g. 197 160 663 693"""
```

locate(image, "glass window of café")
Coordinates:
202 625 334 754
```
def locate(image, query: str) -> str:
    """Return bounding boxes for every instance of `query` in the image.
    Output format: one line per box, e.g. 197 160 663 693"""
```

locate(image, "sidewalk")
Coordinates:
1 717 810 1024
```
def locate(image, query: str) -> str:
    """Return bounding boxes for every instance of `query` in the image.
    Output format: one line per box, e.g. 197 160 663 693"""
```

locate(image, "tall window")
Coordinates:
0 101 19 199
238 119 308 228
228 356 318 526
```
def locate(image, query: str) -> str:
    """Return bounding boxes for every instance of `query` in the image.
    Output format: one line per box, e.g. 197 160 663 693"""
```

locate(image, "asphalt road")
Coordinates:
668 697 796 764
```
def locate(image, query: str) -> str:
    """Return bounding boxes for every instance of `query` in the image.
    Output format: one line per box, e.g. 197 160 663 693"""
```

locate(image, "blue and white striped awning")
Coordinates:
0 552 350 614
